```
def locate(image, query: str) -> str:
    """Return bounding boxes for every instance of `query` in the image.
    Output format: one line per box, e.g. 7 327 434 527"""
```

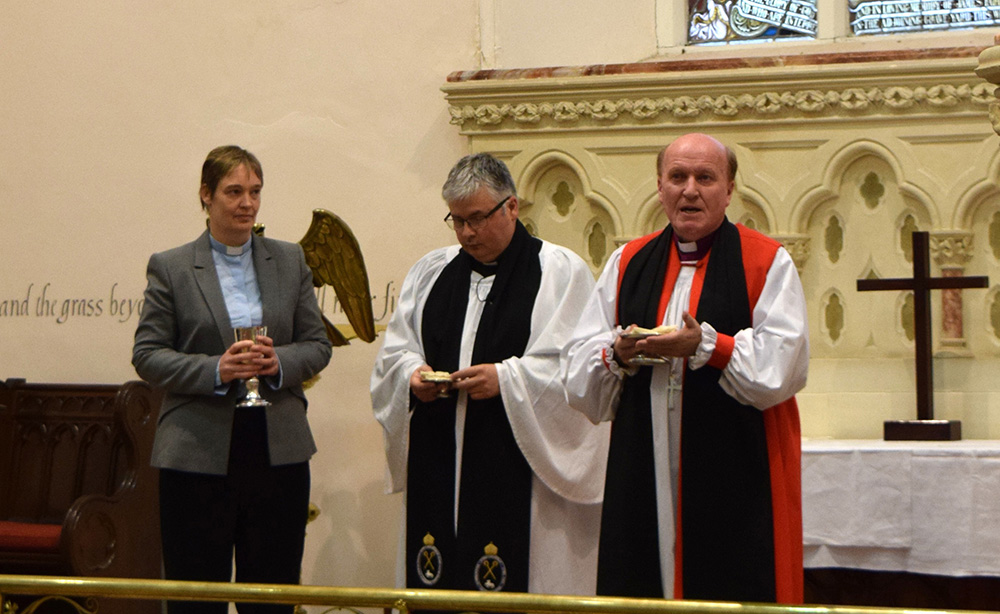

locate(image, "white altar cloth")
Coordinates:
802 439 1000 577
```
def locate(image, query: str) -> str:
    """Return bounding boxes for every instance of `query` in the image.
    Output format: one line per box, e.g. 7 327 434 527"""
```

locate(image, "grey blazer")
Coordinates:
132 230 332 475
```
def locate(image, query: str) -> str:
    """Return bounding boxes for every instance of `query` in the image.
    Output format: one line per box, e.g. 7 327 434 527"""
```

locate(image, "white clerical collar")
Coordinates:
209 234 252 257
677 240 698 253
674 227 718 262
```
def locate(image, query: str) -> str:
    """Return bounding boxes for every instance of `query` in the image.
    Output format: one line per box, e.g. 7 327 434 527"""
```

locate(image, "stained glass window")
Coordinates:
688 0 819 44
850 0 1000 36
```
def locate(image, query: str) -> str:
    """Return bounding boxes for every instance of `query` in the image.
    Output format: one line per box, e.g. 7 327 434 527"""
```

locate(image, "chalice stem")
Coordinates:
233 325 272 408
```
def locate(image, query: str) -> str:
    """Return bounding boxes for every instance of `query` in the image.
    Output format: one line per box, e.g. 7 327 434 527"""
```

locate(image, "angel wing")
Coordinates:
299 209 376 345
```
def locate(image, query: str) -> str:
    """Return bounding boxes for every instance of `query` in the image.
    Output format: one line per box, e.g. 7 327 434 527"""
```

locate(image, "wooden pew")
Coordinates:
0 379 162 614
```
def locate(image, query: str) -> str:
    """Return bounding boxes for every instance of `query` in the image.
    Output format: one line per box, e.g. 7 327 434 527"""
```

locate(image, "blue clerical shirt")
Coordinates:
209 235 280 391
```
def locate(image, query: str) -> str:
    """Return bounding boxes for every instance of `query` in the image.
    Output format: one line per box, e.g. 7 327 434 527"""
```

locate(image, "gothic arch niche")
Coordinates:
518 155 617 275
819 288 847 347
731 194 773 235
895 207 925 263
824 212 846 264
642 194 667 235
963 191 1000 355
802 151 934 357
896 290 917 346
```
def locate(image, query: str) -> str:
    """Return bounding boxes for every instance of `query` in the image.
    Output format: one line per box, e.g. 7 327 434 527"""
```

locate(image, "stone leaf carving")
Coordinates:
449 82 994 128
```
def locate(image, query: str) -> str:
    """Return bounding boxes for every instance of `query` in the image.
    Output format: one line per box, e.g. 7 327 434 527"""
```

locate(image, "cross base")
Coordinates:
884 419 962 441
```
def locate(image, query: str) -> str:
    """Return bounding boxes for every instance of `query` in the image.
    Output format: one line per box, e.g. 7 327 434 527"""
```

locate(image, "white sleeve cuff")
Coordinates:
688 321 717 370
605 329 638 378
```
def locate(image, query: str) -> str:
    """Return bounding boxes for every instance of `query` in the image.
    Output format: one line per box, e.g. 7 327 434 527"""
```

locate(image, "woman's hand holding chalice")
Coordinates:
228 326 276 407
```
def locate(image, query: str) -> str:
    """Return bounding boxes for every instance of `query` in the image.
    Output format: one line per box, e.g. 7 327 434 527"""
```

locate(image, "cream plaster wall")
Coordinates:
477 0 658 68
0 0 478 597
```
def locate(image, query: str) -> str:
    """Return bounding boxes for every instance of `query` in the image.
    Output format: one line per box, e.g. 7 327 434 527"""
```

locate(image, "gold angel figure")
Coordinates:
298 209 377 346
250 210 375 346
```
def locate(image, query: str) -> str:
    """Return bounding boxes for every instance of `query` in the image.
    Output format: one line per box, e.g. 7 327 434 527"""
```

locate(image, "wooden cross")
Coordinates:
856 231 988 440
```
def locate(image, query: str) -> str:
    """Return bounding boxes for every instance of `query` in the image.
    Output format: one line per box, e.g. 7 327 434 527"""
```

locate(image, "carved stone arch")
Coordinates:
515 150 621 273
794 184 838 238
859 255 882 281
900 186 937 221
730 185 775 235
516 150 621 229
789 139 936 233
517 151 615 217
948 153 1000 357
954 144 1000 230
956 173 1000 279
893 206 931 262
637 190 666 238
954 178 1000 232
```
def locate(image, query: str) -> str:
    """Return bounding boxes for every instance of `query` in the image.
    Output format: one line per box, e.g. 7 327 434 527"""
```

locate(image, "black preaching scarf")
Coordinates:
407 221 541 593
597 219 777 602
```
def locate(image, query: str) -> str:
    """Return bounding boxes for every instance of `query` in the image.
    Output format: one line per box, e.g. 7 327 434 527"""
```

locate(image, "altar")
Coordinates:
802 439 1000 609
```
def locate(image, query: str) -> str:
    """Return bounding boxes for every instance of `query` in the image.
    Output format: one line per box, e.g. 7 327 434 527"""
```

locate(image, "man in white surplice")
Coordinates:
370 153 608 595
562 134 808 602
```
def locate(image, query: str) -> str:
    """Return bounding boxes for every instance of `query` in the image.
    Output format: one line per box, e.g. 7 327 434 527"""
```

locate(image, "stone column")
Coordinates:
773 234 810 274
930 231 974 353
977 36 1000 138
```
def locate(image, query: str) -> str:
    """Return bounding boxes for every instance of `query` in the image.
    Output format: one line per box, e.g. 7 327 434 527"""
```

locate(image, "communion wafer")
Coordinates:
633 324 678 335
420 371 452 382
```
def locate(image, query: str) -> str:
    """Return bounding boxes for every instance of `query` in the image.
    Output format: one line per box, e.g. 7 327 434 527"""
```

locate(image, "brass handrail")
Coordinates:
0 575 989 614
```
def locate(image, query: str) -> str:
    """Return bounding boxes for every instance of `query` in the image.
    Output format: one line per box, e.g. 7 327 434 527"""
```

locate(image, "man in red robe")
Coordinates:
563 133 808 603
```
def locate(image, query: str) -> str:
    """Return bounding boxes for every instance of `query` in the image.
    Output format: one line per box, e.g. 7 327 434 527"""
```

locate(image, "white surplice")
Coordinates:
371 241 610 595
561 241 809 597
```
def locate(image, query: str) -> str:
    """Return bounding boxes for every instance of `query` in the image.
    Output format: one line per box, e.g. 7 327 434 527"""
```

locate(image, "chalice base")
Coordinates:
237 377 272 408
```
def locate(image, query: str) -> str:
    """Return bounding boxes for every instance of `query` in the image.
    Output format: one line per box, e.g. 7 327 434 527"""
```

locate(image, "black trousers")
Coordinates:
159 408 311 614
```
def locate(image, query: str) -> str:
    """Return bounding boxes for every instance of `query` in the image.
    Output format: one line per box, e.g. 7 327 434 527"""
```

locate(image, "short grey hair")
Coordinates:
441 153 516 203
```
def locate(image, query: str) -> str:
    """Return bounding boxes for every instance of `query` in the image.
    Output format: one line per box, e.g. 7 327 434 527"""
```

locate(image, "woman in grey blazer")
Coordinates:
133 145 332 614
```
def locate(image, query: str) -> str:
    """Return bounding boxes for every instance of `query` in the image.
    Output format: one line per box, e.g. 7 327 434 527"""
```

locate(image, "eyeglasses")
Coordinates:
444 195 511 231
